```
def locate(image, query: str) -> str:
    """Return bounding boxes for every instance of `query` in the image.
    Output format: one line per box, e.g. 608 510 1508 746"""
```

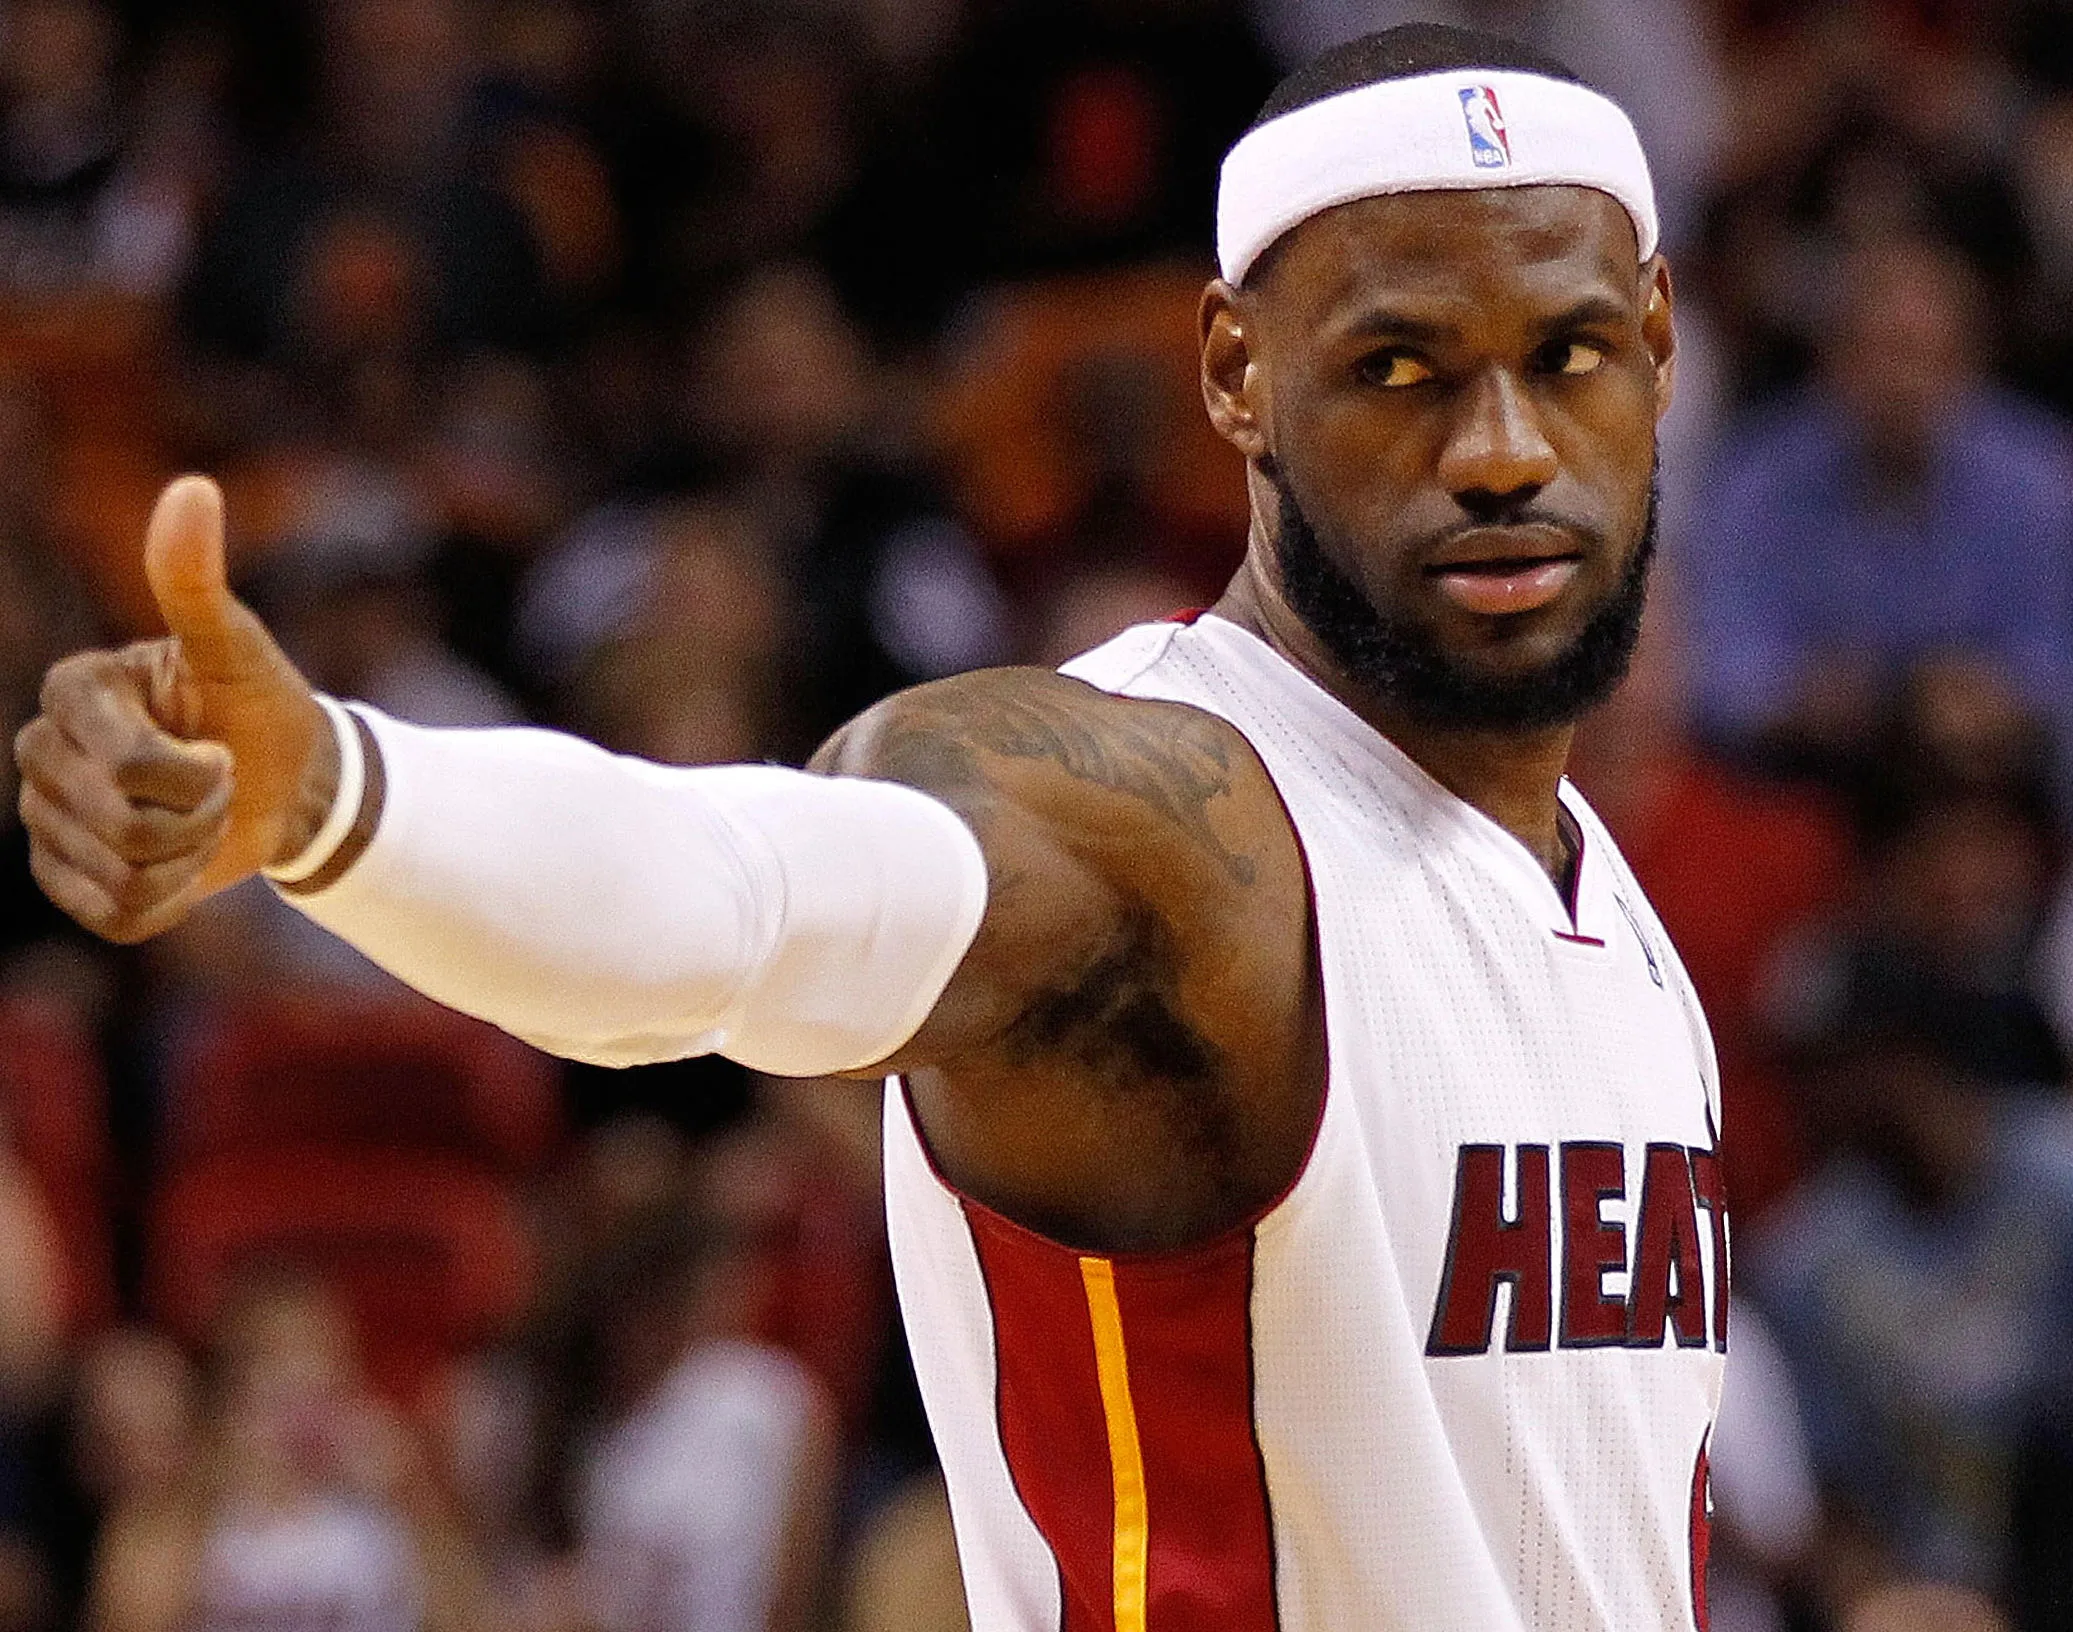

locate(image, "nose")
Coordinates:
1435 367 1559 519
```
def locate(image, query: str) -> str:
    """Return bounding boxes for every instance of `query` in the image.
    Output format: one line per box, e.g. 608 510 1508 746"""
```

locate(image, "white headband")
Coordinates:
1217 68 1658 285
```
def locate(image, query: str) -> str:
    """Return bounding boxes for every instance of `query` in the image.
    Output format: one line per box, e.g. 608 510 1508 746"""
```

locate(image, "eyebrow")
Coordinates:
1334 294 1633 347
1534 296 1631 336
1336 309 1453 345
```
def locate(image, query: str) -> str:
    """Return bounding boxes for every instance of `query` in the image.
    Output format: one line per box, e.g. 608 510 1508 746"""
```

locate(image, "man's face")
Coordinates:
1826 239 1977 469
1209 185 1673 730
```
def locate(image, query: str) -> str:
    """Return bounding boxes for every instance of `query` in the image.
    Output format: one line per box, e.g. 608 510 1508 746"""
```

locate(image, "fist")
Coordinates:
13 476 334 943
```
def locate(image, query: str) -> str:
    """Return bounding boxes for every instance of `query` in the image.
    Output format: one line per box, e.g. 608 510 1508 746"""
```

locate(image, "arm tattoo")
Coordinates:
852 725 983 800
861 685 1258 887
974 694 1258 885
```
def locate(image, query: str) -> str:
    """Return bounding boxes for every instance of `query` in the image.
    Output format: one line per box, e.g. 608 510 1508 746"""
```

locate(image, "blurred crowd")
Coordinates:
3 0 2073 1628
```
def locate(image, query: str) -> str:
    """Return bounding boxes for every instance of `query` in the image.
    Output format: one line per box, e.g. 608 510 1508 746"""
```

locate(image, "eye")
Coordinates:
1358 350 1435 389
1539 340 1607 377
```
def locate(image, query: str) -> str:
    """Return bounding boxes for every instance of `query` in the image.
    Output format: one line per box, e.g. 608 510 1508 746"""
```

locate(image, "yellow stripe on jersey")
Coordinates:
1080 1255 1149 1632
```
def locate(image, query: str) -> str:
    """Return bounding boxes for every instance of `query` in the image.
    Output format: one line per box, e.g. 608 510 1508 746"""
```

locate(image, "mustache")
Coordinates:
1255 458 1603 559
1411 510 1606 559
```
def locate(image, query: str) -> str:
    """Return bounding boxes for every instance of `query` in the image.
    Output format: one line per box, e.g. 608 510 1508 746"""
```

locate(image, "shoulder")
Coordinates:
816 665 1289 892
813 664 1309 1078
822 663 1233 775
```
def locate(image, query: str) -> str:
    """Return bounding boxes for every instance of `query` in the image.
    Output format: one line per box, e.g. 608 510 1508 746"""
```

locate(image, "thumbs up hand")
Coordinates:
13 476 336 942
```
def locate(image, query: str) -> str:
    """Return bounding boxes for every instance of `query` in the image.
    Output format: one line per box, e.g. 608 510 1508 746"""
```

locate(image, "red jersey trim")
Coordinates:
964 1202 1281 1631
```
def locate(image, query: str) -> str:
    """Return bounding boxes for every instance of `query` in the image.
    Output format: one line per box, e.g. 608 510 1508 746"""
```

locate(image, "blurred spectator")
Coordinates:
633 10 863 297
1687 237 2073 776
0 0 202 298
177 0 544 444
87 1269 494 1632
246 460 522 731
1748 1025 2073 1605
926 0 1276 279
0 372 108 992
68 1328 200 1623
73 1329 196 1517
1766 665 2066 1097
419 354 580 703
1771 795 2065 1096
0 1135 66 1632
1843 1581 2009 1632
533 1203 835 1632
840 1472 968 1632
671 260 1010 741
472 0 623 313
0 0 124 292
702 1106 895 1441
693 263 875 515
1700 7 2030 401
516 495 790 765
1854 656 2066 836
564 499 791 767
932 267 1247 610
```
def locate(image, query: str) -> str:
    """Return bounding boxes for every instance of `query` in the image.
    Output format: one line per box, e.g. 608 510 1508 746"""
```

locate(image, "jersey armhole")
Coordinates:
888 761 1330 1273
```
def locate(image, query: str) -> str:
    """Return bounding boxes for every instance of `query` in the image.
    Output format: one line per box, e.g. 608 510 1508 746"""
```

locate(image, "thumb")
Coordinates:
142 475 269 683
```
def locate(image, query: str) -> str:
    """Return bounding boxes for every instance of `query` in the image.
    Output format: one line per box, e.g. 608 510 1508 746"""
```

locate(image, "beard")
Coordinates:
1269 462 1658 733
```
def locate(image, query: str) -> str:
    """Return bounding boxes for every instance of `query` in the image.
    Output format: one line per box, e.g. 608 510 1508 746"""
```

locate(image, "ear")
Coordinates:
1641 257 1676 423
1201 280 1269 461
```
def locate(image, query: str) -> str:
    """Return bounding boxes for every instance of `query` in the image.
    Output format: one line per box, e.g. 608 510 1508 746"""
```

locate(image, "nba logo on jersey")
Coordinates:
1459 85 1511 168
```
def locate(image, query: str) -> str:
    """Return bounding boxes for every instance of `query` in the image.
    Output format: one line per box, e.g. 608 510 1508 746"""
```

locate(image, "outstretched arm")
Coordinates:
14 477 995 1075
20 477 1314 1244
15 478 1282 1088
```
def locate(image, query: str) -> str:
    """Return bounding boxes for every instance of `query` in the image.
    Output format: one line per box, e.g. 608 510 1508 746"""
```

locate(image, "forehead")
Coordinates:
1253 186 1640 338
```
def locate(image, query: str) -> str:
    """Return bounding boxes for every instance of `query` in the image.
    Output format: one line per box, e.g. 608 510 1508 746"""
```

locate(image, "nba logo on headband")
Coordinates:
1216 69 1660 282
1458 85 1511 169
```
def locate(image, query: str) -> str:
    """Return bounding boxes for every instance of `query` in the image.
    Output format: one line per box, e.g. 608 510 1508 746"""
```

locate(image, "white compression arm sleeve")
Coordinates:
271 704 990 1075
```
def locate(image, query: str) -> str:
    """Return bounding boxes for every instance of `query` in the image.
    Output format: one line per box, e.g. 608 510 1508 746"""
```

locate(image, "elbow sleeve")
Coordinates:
276 707 989 1075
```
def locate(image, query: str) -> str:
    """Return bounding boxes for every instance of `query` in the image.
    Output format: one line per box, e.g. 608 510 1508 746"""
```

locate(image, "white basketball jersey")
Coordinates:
884 614 1728 1632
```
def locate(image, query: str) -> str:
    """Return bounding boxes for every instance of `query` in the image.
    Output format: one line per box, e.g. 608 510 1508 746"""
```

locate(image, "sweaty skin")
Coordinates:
14 185 1674 1255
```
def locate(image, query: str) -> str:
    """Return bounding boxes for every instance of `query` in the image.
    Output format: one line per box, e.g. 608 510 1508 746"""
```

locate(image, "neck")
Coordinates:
1213 553 1577 883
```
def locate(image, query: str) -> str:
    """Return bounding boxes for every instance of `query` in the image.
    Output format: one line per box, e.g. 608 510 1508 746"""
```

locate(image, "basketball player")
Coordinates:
17 25 1723 1631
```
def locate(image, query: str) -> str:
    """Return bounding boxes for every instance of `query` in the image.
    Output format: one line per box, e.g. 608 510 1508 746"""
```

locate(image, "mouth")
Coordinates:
1422 527 1586 617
